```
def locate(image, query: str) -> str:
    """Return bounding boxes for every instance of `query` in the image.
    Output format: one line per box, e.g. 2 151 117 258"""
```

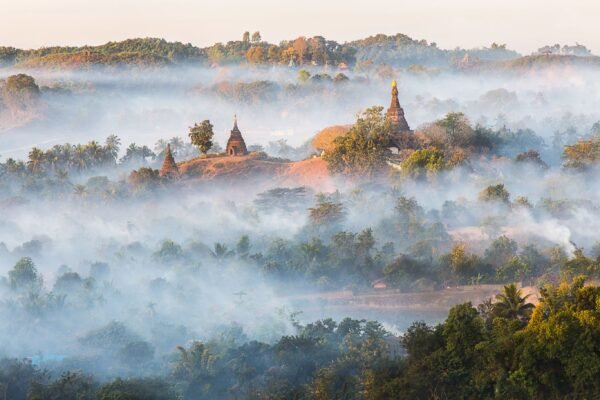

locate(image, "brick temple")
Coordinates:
386 80 413 148
159 143 179 178
226 115 248 156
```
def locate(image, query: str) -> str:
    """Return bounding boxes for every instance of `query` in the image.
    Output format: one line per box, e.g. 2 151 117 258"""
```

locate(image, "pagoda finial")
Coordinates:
392 79 397 88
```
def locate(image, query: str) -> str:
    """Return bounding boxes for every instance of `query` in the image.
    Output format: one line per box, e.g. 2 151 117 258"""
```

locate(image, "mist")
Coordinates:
1 38 600 398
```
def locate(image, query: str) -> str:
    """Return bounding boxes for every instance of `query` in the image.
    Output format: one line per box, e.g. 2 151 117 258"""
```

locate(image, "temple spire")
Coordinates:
386 79 410 133
159 143 179 178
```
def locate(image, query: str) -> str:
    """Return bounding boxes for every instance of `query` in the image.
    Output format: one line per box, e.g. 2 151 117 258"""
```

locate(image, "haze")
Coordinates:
2 0 599 54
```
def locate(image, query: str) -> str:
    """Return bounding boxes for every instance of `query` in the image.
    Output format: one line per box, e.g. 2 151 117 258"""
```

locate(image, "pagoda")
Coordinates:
386 80 410 133
159 144 179 178
226 115 248 156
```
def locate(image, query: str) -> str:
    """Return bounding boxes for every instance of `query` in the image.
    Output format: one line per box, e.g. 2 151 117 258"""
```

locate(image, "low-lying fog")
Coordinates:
2 61 600 379
2 64 600 159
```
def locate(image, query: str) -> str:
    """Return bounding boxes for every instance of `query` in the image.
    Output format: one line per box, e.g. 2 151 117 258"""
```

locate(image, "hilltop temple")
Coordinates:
226 115 248 156
386 80 413 148
159 143 179 178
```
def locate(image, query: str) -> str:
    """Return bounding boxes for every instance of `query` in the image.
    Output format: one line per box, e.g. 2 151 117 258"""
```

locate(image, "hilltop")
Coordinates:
177 152 334 190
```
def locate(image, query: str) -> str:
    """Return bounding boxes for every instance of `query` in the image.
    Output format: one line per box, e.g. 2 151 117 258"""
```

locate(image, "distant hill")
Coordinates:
0 34 525 70
463 54 600 73
0 38 205 68
349 33 520 68
15 51 172 70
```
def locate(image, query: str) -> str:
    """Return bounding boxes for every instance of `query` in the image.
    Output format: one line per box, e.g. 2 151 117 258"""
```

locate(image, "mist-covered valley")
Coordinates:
2 34 600 399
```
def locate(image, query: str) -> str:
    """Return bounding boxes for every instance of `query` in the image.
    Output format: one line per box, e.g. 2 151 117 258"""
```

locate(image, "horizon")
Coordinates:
2 0 599 54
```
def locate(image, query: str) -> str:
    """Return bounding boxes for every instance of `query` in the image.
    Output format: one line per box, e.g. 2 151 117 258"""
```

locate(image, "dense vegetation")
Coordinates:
1 278 599 399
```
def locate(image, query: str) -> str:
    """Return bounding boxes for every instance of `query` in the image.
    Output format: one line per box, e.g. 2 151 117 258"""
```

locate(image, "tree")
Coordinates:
8 257 41 290
443 244 483 284
236 235 250 258
29 371 97 400
27 147 45 174
308 201 345 228
120 143 155 165
128 167 163 191
484 235 518 269
493 283 534 322
298 69 311 83
189 120 214 155
96 378 175 400
563 138 600 169
246 47 265 64
436 112 472 145
515 149 548 168
400 148 446 180
479 183 510 203
251 31 261 43
292 37 308 64
242 31 250 43
323 107 392 177
104 134 121 162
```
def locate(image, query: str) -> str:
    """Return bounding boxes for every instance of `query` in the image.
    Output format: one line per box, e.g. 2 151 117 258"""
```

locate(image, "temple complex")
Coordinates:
159 143 179 178
386 80 413 148
226 115 248 156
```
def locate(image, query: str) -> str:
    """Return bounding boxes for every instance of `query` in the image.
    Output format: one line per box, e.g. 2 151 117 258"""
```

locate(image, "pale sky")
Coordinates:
1 0 599 54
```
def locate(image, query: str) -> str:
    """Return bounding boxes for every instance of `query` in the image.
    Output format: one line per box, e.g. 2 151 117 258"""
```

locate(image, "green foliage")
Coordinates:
96 377 176 400
8 257 40 290
1 279 600 399
29 371 97 400
515 149 548 168
128 167 164 192
297 69 311 83
563 137 600 169
153 240 184 263
400 148 446 180
308 200 345 229
383 255 429 291
1 73 41 113
479 183 510 203
323 107 393 177
188 120 214 154
492 283 534 321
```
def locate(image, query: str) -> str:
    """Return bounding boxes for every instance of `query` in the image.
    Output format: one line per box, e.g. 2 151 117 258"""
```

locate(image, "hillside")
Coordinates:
178 152 333 190
465 54 600 73
15 51 172 70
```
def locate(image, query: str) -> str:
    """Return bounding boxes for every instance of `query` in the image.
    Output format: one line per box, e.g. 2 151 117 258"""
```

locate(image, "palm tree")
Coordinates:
210 243 234 261
493 283 535 322
86 140 103 167
169 136 184 155
154 139 169 155
72 144 88 171
27 147 45 174
73 184 87 198
105 134 121 162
